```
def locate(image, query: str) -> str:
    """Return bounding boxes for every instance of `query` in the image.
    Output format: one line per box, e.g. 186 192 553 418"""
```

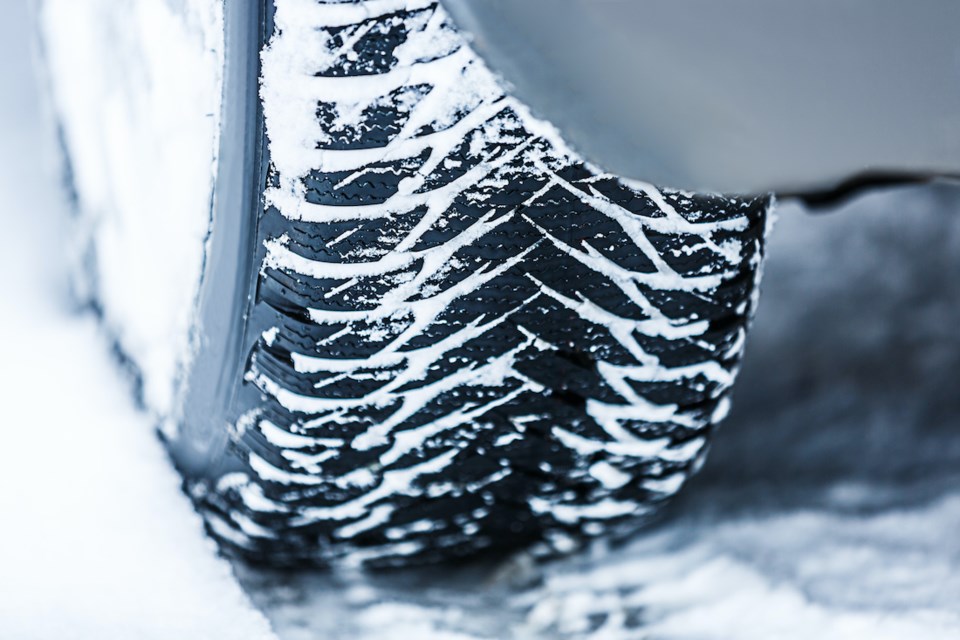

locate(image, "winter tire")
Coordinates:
44 0 771 567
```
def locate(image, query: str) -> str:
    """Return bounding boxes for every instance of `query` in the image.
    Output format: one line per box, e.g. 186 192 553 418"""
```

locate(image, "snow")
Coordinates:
38 0 223 421
2 0 958 637
524 496 960 639
0 3 273 639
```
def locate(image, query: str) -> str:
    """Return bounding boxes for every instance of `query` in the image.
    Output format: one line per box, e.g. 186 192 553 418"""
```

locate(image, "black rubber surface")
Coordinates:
176 0 770 568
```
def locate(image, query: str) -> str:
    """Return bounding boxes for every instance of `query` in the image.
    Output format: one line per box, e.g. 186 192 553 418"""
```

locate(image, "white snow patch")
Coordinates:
589 461 631 490
39 0 224 420
0 5 273 635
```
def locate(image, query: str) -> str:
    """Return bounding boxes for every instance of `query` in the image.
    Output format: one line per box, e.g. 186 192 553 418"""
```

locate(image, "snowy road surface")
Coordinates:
2 0 959 637
0 4 273 639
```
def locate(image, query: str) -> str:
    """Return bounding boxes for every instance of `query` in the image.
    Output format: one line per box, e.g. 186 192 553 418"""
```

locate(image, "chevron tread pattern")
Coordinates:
194 0 770 567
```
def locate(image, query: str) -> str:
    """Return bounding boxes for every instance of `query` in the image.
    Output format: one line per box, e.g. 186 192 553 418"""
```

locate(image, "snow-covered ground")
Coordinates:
0 4 273 639
2 0 958 637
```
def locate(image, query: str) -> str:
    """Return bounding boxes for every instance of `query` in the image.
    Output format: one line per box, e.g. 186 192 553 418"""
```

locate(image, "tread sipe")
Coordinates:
180 0 771 567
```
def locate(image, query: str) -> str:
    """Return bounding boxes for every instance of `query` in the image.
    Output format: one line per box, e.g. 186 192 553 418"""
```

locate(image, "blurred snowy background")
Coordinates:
1 0 958 638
